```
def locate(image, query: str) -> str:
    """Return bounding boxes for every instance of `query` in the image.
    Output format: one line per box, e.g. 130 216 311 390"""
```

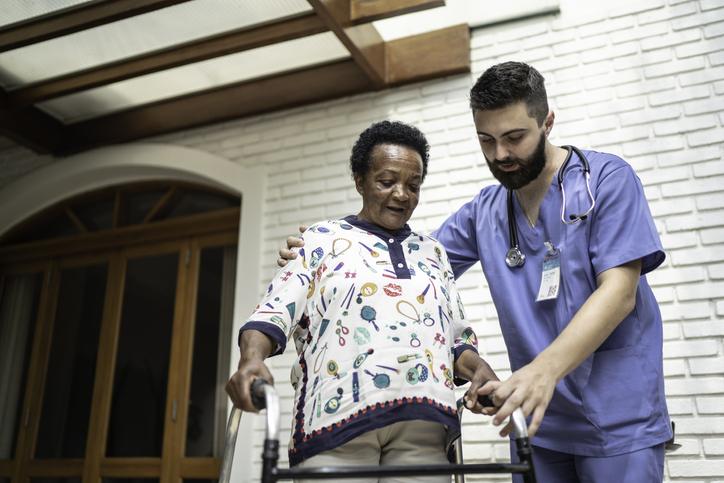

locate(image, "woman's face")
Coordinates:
355 144 423 235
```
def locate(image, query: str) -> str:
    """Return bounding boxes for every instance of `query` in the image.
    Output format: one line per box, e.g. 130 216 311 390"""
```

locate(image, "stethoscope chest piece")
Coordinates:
505 246 525 268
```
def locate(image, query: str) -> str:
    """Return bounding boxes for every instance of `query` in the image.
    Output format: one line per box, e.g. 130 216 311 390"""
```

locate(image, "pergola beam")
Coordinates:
308 0 387 87
0 96 64 154
4 22 470 155
58 60 375 155
3 13 328 109
0 0 194 53
386 24 470 86
307 0 454 88
351 0 445 23
0 0 471 156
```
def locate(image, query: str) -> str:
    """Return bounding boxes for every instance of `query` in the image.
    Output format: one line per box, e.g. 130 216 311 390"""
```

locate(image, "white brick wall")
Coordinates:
0 0 722 480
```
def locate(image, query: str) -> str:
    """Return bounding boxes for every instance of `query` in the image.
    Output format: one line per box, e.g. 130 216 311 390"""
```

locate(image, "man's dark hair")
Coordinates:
470 61 549 127
350 120 429 182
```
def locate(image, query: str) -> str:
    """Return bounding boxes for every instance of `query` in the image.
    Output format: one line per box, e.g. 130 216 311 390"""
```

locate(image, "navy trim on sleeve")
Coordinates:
239 322 287 356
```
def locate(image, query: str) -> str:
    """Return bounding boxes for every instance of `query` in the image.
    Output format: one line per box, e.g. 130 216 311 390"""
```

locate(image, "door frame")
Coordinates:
0 143 267 483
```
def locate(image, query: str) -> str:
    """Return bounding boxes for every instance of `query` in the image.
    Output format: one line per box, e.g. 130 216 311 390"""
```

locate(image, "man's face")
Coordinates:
473 102 550 190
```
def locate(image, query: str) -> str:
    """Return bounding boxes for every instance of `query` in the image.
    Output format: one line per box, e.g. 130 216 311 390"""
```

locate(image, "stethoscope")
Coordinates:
505 145 596 269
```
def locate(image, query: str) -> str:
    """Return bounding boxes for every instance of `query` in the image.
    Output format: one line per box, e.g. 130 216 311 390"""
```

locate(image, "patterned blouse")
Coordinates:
240 215 479 466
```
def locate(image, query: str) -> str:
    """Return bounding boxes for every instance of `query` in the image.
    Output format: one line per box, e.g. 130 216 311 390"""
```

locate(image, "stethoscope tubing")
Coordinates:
505 189 526 268
557 145 590 185
505 145 591 269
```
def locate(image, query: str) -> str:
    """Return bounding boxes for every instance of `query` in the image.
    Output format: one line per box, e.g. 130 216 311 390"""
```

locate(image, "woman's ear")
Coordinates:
354 173 365 196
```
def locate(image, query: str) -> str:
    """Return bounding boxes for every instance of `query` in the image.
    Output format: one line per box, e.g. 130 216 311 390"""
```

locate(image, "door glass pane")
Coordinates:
106 253 178 457
0 272 43 459
25 214 80 242
127 191 165 225
75 197 115 231
165 191 238 220
186 246 236 457
36 264 108 458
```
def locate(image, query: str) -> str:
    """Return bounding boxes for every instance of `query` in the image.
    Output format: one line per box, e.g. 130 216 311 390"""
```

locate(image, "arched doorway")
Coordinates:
0 180 242 483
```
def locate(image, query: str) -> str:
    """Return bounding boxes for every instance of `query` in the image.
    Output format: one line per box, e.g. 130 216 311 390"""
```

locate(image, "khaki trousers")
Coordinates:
294 420 451 483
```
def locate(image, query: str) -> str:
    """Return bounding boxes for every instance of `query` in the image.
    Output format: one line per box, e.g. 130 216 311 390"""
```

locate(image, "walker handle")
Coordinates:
465 380 496 407
251 378 270 410
476 393 495 407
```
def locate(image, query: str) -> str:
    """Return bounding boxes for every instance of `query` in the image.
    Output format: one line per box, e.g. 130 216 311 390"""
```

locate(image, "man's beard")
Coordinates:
485 131 547 190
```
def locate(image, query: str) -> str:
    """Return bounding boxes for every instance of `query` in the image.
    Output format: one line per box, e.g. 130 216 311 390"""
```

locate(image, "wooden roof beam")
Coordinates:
386 24 470 86
3 12 328 109
308 0 387 87
351 0 445 23
0 0 194 53
52 23 470 155
308 0 451 88
58 60 375 155
0 94 65 154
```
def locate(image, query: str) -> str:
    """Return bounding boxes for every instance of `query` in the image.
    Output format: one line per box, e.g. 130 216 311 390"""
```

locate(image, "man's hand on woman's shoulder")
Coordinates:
277 225 308 267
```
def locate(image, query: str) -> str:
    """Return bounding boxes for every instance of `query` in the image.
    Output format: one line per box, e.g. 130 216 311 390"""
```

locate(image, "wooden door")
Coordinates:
0 233 237 483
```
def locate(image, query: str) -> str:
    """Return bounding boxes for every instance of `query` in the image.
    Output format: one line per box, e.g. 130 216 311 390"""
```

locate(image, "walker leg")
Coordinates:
261 438 280 483
453 436 465 483
219 408 242 483
515 437 537 483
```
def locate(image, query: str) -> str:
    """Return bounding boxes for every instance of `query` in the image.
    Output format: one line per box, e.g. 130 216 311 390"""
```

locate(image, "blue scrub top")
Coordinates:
433 149 672 456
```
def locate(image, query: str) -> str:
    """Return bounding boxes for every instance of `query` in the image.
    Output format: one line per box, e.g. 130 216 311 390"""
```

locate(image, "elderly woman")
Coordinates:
226 120 495 482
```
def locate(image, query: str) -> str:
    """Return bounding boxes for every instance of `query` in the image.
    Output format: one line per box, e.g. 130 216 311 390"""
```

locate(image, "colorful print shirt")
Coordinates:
240 216 479 465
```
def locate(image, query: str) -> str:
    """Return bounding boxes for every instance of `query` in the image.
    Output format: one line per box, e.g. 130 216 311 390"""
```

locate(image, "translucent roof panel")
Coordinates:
37 32 351 123
0 0 313 88
0 0 95 28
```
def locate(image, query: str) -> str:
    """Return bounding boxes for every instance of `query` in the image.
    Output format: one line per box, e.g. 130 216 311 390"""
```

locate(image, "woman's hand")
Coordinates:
225 330 276 413
453 350 499 414
466 379 502 416
277 225 308 267
225 357 275 413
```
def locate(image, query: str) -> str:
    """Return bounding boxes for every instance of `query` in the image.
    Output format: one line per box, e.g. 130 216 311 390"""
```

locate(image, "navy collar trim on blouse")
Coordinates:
342 215 413 241
342 215 413 280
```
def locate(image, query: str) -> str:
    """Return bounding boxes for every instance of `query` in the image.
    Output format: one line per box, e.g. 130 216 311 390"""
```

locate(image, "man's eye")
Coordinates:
479 137 493 144
409 185 420 193
379 180 394 187
508 136 523 143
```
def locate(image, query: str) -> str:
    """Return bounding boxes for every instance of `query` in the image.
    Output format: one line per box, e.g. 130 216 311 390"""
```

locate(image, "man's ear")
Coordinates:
544 110 555 136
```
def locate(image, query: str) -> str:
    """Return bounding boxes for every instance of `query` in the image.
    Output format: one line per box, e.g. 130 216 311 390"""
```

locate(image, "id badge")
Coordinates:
536 240 561 302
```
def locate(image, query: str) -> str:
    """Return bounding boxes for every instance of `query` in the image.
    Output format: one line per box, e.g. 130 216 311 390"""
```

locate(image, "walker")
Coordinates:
219 379 538 483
